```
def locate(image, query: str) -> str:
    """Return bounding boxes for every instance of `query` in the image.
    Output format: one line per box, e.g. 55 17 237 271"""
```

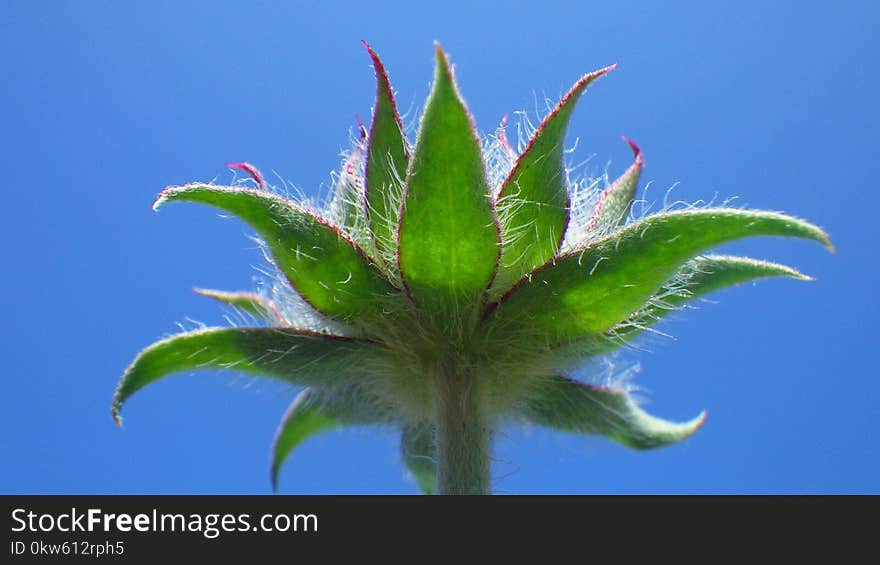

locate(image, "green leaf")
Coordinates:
401 421 436 494
521 375 705 449
193 287 284 323
587 136 643 235
271 383 400 491
270 388 342 492
566 254 811 357
362 41 410 263
625 253 811 331
326 124 369 244
398 45 499 324
488 208 832 342
112 327 384 425
492 65 615 296
155 184 397 321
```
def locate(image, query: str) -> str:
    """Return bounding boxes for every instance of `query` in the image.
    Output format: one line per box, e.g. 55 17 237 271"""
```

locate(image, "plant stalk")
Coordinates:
434 366 490 495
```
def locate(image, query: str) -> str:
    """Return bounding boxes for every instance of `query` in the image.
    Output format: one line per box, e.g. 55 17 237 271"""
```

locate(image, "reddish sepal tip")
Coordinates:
226 162 267 191
497 114 515 154
361 40 388 77
355 115 368 141
621 135 641 156
620 136 644 165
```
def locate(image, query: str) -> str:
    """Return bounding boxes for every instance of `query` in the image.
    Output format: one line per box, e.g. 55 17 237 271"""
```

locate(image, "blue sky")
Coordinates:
2 1 877 494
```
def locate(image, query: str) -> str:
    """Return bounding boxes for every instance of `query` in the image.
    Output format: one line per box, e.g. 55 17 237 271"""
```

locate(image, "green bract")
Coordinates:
114 42 831 494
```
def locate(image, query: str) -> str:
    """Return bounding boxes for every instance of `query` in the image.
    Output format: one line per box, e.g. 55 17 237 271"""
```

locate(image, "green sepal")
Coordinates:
488 208 832 342
401 421 437 494
112 327 385 425
492 65 615 296
362 41 410 264
521 375 705 449
272 383 402 491
193 287 284 324
563 254 812 357
270 388 341 492
397 44 500 326
326 124 370 247
617 254 811 338
155 184 397 321
587 136 643 235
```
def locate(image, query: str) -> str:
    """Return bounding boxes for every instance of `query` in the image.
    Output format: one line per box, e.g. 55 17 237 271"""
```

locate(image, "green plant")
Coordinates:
112 42 832 494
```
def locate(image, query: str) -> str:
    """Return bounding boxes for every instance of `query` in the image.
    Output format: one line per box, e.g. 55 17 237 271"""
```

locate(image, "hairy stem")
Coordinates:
434 365 491 495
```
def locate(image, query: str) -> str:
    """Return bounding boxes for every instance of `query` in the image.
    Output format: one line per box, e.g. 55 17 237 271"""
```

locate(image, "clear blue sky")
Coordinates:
2 1 877 494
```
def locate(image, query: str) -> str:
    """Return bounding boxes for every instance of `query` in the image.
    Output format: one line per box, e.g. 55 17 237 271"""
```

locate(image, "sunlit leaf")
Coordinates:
112 328 385 424
615 254 810 339
398 45 499 325
586 136 643 235
326 123 369 244
558 254 813 358
155 184 397 320
362 41 410 263
489 208 831 342
492 65 615 296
